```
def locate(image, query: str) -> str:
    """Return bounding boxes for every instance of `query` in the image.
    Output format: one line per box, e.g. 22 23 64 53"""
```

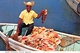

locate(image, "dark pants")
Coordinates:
18 22 34 36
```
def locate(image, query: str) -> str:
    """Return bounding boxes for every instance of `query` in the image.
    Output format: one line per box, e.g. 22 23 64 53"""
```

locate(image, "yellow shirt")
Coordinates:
19 9 38 25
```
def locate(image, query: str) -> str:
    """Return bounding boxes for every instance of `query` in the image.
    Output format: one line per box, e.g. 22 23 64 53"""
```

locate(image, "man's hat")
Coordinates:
24 1 34 6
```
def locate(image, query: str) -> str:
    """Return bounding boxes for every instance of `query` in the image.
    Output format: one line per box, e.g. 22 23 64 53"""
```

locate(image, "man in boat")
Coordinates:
16 1 47 36
5 1 48 50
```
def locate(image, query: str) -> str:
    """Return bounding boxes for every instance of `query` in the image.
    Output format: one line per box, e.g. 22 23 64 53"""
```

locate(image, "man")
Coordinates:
17 1 47 36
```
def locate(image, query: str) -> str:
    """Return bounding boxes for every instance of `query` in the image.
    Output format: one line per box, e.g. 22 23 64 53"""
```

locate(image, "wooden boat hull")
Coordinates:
66 0 80 16
0 23 80 51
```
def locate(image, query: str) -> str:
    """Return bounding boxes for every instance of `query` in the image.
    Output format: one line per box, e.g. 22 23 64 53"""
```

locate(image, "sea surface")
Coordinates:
0 0 80 50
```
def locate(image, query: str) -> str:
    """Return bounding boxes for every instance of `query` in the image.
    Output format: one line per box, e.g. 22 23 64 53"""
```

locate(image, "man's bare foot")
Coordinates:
10 32 19 41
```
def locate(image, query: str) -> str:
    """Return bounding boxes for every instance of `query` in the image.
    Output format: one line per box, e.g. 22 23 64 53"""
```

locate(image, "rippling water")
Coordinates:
0 0 80 50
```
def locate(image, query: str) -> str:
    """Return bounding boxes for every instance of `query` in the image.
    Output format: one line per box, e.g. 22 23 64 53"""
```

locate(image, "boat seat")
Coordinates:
22 27 28 35
1 25 15 35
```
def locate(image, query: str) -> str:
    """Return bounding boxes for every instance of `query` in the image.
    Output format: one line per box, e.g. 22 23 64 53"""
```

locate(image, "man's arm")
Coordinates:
36 10 44 18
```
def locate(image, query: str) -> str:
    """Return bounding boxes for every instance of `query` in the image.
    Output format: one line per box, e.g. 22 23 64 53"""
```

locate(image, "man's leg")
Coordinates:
26 23 34 36
18 22 27 36
10 22 27 41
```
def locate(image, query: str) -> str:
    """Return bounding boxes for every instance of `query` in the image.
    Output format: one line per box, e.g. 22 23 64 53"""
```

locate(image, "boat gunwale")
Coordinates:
0 23 17 26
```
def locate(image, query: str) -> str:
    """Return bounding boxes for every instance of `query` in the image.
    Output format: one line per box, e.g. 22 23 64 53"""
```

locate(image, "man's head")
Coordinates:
24 1 34 12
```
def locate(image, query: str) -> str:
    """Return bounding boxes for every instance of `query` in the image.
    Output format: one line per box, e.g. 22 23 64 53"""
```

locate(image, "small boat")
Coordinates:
66 0 80 16
0 23 80 51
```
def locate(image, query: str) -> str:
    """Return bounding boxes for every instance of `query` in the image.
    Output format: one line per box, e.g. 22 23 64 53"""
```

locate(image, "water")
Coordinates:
0 0 80 50
0 38 6 51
